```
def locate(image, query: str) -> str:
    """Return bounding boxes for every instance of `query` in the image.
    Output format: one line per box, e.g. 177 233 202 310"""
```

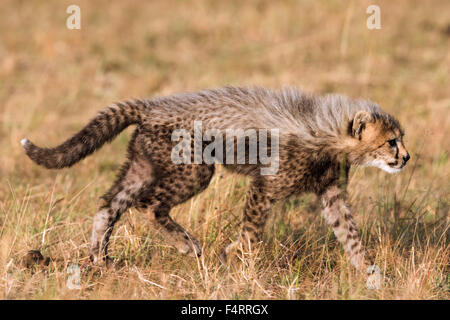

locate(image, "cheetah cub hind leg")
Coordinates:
137 162 214 259
153 213 203 257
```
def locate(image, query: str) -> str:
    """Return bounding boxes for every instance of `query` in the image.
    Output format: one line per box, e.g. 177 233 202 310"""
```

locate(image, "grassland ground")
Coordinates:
0 0 448 299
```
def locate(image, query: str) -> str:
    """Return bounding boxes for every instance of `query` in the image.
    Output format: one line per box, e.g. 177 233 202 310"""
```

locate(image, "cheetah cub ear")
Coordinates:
351 111 373 140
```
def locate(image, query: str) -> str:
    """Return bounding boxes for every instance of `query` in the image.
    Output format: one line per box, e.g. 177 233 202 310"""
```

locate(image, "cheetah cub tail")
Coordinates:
21 99 149 169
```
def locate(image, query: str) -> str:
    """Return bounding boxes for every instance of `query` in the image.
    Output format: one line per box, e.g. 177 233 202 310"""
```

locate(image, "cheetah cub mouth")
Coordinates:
367 159 404 174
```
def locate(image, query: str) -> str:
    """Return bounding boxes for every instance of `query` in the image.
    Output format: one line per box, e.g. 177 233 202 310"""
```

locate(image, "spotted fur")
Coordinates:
22 86 409 270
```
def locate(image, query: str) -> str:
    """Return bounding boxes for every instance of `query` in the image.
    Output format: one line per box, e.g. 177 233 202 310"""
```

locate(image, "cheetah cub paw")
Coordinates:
366 264 382 290
174 233 203 258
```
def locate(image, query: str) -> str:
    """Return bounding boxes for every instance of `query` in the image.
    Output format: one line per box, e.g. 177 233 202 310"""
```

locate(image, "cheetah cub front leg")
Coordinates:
321 185 369 271
220 182 272 263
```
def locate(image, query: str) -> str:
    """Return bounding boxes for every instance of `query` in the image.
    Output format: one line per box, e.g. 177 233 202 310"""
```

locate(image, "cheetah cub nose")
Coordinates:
403 153 410 165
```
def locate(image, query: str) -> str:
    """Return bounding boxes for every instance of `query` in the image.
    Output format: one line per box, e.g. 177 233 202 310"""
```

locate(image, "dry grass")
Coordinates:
0 0 449 299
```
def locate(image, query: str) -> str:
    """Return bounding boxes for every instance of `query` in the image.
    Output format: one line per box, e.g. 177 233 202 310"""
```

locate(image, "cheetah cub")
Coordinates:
22 86 409 271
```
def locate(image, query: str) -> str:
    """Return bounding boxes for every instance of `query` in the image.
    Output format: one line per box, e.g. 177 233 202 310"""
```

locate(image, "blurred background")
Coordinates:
0 0 448 299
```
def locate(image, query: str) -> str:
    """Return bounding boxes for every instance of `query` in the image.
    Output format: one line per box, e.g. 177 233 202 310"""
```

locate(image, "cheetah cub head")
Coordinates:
349 110 410 174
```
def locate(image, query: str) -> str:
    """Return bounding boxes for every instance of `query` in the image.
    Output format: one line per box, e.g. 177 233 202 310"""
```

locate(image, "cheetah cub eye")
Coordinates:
387 139 397 147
